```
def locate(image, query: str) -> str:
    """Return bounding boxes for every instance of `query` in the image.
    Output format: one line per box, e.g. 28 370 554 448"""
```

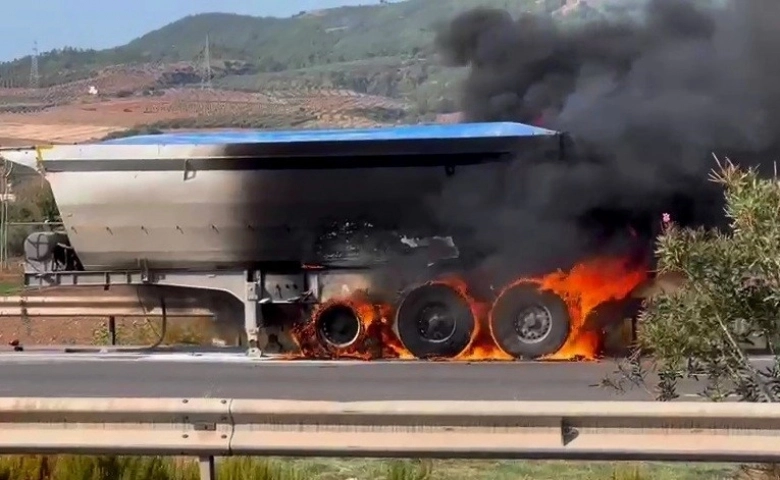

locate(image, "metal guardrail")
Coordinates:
0 398 779 479
0 295 213 317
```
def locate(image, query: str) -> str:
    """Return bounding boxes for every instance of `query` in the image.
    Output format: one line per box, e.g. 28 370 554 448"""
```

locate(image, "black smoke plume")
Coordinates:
430 0 780 280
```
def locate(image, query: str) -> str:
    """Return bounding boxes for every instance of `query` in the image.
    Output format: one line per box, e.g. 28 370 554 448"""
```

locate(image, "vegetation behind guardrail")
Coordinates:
607 159 780 403
0 455 740 480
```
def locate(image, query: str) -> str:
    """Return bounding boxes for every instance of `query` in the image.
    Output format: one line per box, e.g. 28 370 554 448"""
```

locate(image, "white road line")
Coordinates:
0 350 559 364
0 351 775 367
0 353 410 365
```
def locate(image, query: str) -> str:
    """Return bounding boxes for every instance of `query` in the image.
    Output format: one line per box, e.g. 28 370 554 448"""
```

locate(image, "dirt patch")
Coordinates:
0 86 408 144
0 137 48 147
0 316 227 348
0 122 123 144
0 98 196 127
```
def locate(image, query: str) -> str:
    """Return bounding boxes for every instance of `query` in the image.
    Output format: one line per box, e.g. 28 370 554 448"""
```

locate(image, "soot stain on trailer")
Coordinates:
158 124 567 269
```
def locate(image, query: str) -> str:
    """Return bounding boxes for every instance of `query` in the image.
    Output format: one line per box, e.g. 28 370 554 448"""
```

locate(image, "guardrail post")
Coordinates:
108 316 117 345
198 456 216 480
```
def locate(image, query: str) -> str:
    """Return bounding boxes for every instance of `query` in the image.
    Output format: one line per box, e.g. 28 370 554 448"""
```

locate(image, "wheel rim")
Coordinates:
512 304 553 344
317 305 361 347
415 302 457 344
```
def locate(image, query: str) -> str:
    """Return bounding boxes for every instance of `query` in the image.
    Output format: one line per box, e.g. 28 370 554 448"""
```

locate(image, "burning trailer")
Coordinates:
0 122 659 360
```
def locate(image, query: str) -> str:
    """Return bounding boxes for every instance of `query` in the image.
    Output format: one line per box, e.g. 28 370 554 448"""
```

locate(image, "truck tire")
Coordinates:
395 283 475 359
489 283 570 360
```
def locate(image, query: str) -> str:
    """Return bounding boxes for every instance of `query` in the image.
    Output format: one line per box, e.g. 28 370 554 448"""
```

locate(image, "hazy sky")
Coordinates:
2 0 387 61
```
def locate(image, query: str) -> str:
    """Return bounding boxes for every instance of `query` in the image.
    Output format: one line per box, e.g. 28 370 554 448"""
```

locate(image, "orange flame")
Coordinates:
287 255 648 362
427 276 513 361
541 256 648 360
493 256 648 361
287 290 412 360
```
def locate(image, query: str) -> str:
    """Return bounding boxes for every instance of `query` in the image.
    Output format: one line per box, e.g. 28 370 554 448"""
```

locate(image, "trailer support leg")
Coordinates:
244 280 263 358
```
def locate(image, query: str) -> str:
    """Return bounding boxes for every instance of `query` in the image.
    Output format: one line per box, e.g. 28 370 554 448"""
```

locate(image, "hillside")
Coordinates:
0 0 611 89
0 0 620 144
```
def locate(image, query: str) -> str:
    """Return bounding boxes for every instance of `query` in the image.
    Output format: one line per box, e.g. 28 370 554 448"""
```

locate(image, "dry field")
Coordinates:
0 75 410 145
0 121 124 145
0 96 197 144
0 63 187 103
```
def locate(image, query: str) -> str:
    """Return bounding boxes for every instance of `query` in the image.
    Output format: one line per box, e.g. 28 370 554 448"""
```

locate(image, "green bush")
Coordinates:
607 157 780 402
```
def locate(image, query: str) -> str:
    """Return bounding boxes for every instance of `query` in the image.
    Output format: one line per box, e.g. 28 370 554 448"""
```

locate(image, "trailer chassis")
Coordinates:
23 263 332 357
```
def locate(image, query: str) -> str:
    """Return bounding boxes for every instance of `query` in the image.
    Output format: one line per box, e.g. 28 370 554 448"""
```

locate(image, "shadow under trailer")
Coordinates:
0 122 665 361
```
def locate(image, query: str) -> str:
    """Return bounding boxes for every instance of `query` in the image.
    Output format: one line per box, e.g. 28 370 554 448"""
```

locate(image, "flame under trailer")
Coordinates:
0 122 641 359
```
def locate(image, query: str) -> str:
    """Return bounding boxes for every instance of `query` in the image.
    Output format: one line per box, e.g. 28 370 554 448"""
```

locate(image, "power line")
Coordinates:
29 41 40 89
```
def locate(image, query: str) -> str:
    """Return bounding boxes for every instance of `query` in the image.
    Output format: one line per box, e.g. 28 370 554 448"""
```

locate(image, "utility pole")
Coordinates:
29 41 40 89
201 35 212 90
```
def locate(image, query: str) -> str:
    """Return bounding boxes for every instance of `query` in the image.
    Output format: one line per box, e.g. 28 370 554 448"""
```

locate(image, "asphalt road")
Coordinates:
0 352 733 401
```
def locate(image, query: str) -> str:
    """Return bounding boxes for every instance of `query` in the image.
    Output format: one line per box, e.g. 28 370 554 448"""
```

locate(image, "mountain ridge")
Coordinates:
0 0 610 88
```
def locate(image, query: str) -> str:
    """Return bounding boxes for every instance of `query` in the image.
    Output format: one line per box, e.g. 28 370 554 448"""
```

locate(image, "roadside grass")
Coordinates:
101 317 216 346
0 456 742 480
0 267 23 296
0 280 21 296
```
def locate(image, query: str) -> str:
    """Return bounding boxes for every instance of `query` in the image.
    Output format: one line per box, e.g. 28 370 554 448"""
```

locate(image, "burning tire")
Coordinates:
489 283 570 360
394 283 475 359
314 304 362 349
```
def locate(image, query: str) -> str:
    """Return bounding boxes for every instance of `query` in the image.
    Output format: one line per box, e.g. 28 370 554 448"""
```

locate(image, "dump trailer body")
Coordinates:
1 122 563 271
0 123 655 360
